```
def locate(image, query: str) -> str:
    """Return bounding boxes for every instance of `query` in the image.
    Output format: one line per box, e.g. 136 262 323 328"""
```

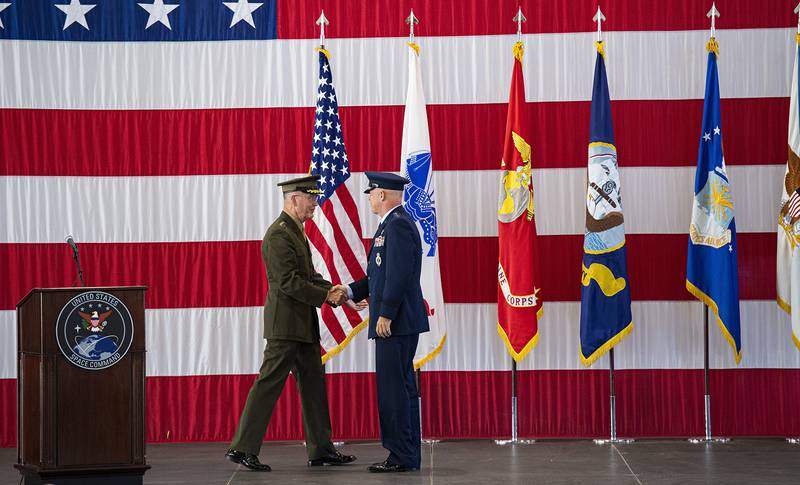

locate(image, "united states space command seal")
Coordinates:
55 291 134 371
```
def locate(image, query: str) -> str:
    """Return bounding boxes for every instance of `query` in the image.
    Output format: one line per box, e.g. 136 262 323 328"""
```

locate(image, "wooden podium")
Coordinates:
15 287 149 485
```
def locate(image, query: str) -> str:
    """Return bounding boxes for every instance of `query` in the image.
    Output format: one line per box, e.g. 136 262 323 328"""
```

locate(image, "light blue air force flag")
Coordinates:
579 43 633 367
686 41 742 364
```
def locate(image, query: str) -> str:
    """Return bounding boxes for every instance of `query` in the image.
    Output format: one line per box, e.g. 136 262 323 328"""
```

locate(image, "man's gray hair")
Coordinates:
284 190 302 202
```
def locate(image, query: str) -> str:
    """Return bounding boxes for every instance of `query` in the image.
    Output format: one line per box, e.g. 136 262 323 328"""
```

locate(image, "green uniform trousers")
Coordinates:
229 339 336 459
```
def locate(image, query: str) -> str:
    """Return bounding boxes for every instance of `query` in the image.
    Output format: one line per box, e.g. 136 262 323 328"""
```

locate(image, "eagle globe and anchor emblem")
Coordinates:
497 131 541 307
55 291 134 371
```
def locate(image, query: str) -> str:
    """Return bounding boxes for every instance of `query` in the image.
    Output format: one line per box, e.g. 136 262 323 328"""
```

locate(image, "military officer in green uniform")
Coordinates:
225 175 356 471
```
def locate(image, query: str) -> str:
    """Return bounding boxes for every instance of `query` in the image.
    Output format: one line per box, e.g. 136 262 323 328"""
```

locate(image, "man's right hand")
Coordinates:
326 285 348 306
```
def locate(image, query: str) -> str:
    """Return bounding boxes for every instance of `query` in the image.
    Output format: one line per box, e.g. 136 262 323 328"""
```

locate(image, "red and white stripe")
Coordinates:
786 190 800 219
306 188 369 355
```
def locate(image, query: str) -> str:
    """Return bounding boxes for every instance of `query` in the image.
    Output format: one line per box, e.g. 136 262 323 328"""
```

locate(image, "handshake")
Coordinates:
326 284 367 311
326 285 349 305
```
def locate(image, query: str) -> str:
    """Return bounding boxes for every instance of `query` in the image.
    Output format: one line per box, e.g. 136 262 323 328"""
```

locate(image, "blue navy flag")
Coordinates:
306 48 369 361
686 39 742 364
579 42 633 367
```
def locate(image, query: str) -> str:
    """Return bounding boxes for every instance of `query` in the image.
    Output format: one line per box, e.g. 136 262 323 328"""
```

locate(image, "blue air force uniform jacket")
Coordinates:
349 206 430 338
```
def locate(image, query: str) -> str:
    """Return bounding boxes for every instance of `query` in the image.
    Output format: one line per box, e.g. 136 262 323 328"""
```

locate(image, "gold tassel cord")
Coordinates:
595 40 605 59
706 37 719 56
513 41 524 62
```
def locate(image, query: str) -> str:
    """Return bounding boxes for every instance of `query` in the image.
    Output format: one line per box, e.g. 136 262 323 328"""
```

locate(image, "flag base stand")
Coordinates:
688 309 732 445
594 438 635 445
787 438 800 444
416 379 441 446
687 394 730 445
494 369 535 446
593 351 634 446
494 439 535 446
688 437 730 444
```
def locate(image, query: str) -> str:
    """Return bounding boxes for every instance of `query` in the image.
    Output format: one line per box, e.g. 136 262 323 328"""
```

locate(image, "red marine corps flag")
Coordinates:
497 41 543 362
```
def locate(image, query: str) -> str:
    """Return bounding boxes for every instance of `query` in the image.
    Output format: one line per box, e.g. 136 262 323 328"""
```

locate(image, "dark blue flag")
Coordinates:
579 42 633 367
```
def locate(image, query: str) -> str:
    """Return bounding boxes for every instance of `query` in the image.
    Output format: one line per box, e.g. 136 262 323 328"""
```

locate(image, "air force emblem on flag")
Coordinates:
690 166 734 249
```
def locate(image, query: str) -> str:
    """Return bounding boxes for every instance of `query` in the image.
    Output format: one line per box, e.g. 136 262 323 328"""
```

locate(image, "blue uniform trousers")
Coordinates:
375 333 421 469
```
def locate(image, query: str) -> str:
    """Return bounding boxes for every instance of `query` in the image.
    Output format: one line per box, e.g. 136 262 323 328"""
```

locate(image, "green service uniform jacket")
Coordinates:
229 211 338 458
262 211 332 342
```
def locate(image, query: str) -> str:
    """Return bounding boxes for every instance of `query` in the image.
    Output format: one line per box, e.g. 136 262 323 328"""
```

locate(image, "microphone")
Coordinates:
66 235 78 254
65 234 85 287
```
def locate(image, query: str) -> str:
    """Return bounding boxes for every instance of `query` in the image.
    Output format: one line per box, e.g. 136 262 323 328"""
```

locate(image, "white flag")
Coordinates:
400 41 447 367
777 40 800 352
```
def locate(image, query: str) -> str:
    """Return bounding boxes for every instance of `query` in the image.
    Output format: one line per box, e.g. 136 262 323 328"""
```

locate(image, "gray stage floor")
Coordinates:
2 439 799 485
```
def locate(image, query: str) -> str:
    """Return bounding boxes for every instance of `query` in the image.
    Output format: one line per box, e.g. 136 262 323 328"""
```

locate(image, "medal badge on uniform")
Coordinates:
374 232 385 266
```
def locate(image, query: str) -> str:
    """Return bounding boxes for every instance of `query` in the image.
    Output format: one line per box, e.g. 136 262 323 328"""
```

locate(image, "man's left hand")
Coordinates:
376 316 392 338
345 299 368 311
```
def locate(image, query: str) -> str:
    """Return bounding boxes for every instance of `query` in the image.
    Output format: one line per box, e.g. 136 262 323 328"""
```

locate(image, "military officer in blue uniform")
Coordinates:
346 172 430 473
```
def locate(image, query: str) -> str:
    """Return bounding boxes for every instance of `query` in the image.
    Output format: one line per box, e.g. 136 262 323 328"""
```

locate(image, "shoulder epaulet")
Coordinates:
268 220 290 238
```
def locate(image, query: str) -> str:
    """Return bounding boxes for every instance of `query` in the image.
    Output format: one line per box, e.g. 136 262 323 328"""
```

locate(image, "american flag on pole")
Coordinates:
305 47 369 361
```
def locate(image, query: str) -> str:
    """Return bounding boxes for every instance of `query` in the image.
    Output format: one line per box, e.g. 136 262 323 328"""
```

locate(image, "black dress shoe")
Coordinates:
225 449 271 471
308 451 357 466
367 460 415 473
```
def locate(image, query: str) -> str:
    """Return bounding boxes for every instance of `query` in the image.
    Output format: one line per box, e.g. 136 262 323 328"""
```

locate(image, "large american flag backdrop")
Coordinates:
1 1 799 447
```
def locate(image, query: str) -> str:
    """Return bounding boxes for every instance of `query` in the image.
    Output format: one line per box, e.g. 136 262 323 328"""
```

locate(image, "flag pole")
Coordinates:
415 369 422 443
404 8 438 446
495 8 534 447
406 8 422 446
316 9 328 48
582 6 632 447
789 1 800 446
594 348 634 444
686 2 729 446
609 349 618 440
313 9 343 449
416 368 439 444
689 304 729 443
495 358 534 445
704 306 711 441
